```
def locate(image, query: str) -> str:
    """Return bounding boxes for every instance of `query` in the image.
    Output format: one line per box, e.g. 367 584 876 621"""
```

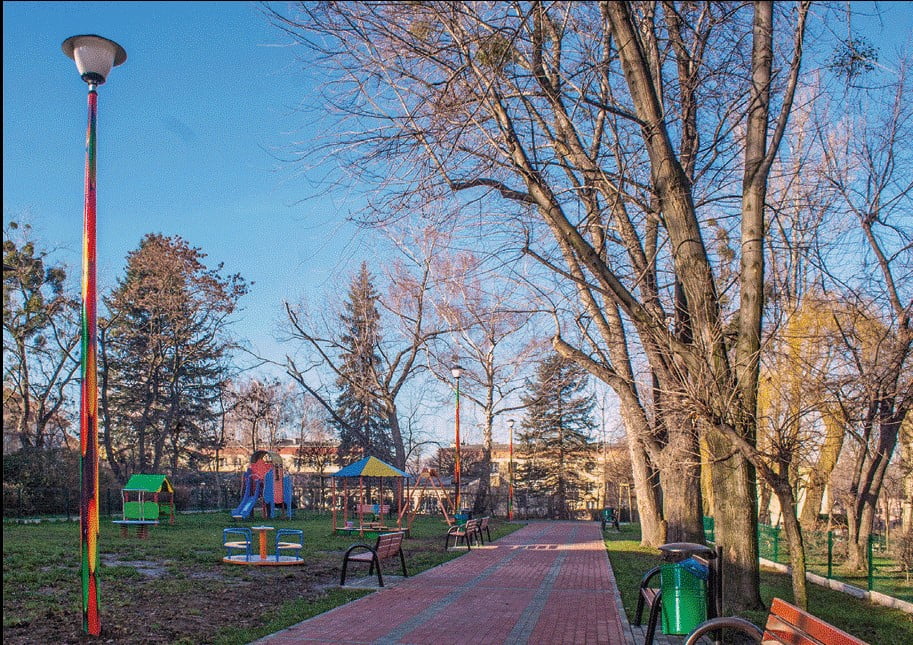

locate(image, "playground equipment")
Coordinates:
331 456 411 535
231 450 293 519
401 467 456 530
221 525 304 566
113 474 175 537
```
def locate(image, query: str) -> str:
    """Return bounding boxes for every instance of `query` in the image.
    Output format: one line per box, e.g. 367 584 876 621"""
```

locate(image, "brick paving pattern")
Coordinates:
254 521 634 645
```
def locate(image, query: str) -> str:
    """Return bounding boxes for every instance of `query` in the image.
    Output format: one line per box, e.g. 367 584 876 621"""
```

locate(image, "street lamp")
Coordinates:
507 418 515 521
63 33 126 638
450 361 463 511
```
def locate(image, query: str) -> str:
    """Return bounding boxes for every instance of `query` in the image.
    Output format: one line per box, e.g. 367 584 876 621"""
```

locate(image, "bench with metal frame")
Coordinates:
475 516 492 544
445 517 481 551
340 531 408 587
684 597 866 645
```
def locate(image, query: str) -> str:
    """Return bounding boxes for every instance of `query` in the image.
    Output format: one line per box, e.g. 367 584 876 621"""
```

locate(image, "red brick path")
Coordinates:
256 521 627 644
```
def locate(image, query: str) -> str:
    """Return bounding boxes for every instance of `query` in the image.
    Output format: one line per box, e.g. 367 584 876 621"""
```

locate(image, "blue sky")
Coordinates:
3 1 379 367
4 2 913 448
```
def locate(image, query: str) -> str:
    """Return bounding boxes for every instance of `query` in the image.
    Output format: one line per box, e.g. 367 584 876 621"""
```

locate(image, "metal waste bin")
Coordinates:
657 542 713 635
659 561 707 634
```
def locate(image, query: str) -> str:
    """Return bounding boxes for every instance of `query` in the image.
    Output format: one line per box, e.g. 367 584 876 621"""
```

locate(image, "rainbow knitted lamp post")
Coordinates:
62 34 127 636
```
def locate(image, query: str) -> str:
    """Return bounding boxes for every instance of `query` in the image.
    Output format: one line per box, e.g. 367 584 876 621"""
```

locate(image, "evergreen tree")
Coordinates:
102 234 247 477
517 352 596 519
332 262 392 463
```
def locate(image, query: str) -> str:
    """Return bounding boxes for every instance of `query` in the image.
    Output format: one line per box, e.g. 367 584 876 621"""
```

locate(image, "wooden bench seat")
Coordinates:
356 503 390 516
684 597 867 645
340 531 408 587
445 517 481 550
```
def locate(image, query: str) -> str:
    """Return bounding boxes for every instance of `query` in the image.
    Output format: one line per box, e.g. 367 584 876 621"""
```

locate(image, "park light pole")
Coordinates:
451 361 463 511
507 418 515 521
63 33 126 637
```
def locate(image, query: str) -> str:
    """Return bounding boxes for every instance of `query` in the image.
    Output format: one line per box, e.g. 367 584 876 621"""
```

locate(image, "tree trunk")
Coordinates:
655 424 703 543
758 481 773 526
707 426 764 613
473 441 493 516
15 337 33 449
847 412 902 570
385 402 407 470
773 480 809 609
628 433 665 546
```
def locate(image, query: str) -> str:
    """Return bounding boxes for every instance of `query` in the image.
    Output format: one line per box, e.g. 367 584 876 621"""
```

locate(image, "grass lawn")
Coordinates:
3 511 522 644
604 525 913 644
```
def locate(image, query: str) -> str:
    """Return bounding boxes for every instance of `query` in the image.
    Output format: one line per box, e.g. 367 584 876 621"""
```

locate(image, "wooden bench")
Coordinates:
474 516 492 544
445 517 481 550
356 503 390 517
601 507 620 532
683 597 867 645
635 546 722 645
340 531 408 587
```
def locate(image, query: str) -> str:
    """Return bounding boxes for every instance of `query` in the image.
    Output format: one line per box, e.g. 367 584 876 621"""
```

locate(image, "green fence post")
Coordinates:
827 531 833 579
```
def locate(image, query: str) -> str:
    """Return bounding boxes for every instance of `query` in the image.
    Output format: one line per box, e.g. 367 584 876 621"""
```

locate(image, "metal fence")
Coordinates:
703 516 911 603
2 476 339 519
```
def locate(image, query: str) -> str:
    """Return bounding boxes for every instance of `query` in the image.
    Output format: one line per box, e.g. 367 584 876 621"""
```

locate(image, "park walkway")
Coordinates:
253 520 658 645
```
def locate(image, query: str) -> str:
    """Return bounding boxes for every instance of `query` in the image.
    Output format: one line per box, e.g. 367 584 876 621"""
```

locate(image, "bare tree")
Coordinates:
271 1 811 610
815 58 913 571
282 232 452 469
430 250 541 514
3 221 80 451
225 378 290 453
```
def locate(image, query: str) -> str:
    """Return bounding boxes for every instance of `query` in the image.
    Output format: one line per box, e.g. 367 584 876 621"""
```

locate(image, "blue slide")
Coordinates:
231 475 262 519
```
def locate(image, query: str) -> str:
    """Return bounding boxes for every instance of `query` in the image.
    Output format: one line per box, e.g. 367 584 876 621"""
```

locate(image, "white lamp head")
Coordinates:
507 418 515 429
62 34 127 85
450 363 464 379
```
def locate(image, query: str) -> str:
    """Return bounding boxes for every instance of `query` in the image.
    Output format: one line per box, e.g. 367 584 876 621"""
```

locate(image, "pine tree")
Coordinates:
332 262 392 463
102 234 247 476
517 352 596 519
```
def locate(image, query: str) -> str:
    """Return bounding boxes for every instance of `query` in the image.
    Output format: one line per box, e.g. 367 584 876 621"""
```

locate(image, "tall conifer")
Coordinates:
518 352 596 519
332 262 392 463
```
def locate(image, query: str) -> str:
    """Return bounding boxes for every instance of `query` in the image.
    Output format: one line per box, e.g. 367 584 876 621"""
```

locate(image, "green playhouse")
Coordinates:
113 474 175 537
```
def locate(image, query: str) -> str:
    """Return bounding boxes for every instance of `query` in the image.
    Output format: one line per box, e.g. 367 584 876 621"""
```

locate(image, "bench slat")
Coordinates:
764 598 867 645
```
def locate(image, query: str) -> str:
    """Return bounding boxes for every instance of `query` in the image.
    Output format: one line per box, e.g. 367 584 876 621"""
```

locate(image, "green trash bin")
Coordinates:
659 562 707 635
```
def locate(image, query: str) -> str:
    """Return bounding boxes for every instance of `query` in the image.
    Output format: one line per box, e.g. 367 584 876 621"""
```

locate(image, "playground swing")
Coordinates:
400 467 456 531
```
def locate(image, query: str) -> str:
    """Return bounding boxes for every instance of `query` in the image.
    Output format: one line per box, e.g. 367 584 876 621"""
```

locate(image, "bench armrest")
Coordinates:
343 543 376 559
639 565 662 590
683 617 763 645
